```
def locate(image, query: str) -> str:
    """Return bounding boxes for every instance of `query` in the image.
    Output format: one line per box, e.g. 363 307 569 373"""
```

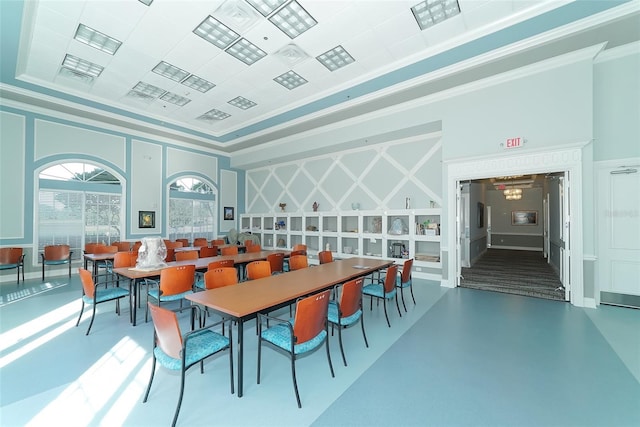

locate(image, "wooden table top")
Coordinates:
112 250 290 280
186 257 393 318
83 252 117 261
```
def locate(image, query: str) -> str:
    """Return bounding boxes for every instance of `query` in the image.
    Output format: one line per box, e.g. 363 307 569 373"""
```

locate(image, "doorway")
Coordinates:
444 144 586 307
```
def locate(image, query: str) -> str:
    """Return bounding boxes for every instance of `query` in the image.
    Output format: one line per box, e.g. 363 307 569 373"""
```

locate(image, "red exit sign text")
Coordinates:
505 137 524 149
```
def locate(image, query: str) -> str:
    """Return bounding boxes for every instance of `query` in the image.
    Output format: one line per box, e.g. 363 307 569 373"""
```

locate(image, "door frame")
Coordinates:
444 143 586 307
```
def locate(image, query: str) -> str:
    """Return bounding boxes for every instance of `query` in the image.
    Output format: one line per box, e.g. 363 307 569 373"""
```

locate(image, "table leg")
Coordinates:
132 279 138 326
237 318 244 397
84 257 88 270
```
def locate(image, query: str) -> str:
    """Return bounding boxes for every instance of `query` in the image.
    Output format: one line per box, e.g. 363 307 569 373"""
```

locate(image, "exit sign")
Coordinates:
504 137 524 149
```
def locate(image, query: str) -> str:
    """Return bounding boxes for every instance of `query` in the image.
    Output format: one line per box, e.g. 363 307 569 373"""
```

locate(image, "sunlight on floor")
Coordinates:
0 282 68 307
0 300 79 368
26 336 147 427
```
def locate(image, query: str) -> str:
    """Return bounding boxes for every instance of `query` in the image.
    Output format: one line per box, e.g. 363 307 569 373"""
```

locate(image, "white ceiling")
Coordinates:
4 0 640 153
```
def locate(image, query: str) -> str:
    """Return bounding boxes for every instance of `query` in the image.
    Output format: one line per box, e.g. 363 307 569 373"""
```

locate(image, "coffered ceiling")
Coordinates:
1 0 638 153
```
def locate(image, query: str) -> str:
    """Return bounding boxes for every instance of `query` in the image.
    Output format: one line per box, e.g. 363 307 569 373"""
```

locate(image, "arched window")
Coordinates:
169 177 216 241
38 162 122 260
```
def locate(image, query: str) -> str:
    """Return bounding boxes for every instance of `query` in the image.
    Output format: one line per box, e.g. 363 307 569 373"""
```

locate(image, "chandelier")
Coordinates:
504 188 523 200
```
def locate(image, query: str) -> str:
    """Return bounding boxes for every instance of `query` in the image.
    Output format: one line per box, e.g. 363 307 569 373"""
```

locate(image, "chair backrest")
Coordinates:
288 254 308 270
293 290 330 344
159 265 195 296
147 303 183 360
318 251 333 264
244 239 254 247
165 241 184 249
292 244 307 253
199 246 217 258
44 245 71 261
175 238 189 247
290 249 306 257
212 239 225 246
193 238 208 247
175 250 199 261
132 241 142 252
267 252 284 273
384 264 398 294
96 245 118 254
112 241 131 252
246 244 261 253
221 246 238 256
246 261 271 280
208 259 235 270
113 251 137 268
204 267 238 290
165 248 175 262
78 268 96 299
84 243 104 254
0 248 23 265
401 258 413 284
338 277 364 318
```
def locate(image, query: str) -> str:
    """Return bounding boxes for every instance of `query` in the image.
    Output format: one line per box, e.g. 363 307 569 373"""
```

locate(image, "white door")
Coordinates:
597 164 640 299
460 186 470 268
561 172 571 301
543 193 550 260
486 206 492 248
456 183 463 285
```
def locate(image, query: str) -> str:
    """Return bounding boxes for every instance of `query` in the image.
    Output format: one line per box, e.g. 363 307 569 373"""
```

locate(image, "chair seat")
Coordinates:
0 263 20 270
396 277 411 288
261 321 327 355
148 288 193 302
153 329 230 370
328 301 362 326
83 287 129 304
363 283 396 299
44 259 70 265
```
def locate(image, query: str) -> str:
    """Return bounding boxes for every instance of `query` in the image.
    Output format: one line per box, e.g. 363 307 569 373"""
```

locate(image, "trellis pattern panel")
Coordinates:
246 136 442 213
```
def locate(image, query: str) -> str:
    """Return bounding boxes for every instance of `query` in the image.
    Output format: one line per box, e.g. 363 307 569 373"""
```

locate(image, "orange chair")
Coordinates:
203 267 238 290
328 277 368 366
112 241 131 252
165 248 176 263
76 268 130 335
267 252 285 275
175 250 198 262
221 246 238 256
41 244 73 280
318 250 333 264
396 258 416 312
145 265 196 322
0 248 25 283
175 238 189 247
84 242 104 254
211 239 225 246
194 260 236 290
292 244 307 254
143 303 233 427
132 241 142 252
165 241 184 249
199 246 217 258
362 264 402 328
193 238 208 247
246 261 271 280
257 290 334 408
285 249 307 271
246 244 261 253
244 239 254 247
288 254 308 271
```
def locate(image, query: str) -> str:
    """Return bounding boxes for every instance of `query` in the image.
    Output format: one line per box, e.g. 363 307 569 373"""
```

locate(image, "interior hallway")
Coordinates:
1 271 638 426
460 249 565 301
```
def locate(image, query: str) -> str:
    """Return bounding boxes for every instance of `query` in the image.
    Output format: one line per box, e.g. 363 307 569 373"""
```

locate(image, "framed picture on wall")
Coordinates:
139 211 155 228
512 210 537 226
224 207 234 220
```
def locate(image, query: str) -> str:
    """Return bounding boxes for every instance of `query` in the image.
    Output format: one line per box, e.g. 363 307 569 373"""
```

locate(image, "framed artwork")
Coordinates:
512 210 538 226
224 207 234 220
139 211 155 228
477 202 484 228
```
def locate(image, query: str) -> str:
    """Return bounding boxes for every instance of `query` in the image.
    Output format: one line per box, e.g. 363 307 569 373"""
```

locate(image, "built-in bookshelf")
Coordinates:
240 209 442 279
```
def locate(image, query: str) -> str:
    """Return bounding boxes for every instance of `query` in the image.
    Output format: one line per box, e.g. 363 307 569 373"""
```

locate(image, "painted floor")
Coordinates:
1 272 638 426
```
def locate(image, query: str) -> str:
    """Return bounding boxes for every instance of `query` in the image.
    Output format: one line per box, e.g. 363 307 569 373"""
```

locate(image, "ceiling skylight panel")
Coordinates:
132 81 166 98
274 70 307 90
74 24 122 55
411 0 460 30
152 61 189 82
194 16 241 49
226 38 267 65
160 92 191 106
181 75 216 93
269 1 317 39
198 108 231 120
61 54 104 77
228 96 257 109
316 45 354 71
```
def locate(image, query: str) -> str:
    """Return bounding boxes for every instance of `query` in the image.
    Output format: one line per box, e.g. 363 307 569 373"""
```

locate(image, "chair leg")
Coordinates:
337 323 347 366
291 356 301 408
86 304 97 335
325 334 335 378
257 326 262 384
394 293 402 318
75 300 85 327
382 297 391 328
42 263 45 281
360 314 369 348
143 356 157 403
171 368 186 427
409 283 416 305
399 285 407 312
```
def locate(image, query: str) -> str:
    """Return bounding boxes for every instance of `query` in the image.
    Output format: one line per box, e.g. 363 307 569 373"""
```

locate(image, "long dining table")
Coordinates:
186 257 394 398
112 250 289 326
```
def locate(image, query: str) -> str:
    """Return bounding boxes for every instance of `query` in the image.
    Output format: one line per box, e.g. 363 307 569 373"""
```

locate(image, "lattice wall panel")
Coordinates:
246 137 443 213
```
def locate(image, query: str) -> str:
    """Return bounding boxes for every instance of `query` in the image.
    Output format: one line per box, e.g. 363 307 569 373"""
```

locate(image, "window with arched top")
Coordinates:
38 162 123 259
169 177 216 241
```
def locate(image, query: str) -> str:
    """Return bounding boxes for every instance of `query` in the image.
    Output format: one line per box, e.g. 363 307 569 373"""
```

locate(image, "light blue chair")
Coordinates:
328 277 368 366
0 248 25 284
41 245 72 281
362 264 402 327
